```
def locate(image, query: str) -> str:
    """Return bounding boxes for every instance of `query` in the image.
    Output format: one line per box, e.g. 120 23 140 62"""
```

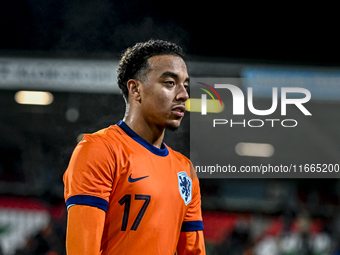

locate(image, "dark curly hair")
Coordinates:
117 39 185 101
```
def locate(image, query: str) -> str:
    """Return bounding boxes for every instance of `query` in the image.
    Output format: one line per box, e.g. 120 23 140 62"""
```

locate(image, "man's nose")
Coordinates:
176 84 189 102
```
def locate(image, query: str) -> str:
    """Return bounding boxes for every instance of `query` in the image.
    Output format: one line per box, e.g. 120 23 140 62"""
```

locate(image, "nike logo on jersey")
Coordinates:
128 174 149 183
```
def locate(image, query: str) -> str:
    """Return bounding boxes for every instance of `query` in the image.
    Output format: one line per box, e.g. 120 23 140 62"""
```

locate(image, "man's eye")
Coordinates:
185 85 190 95
165 81 175 85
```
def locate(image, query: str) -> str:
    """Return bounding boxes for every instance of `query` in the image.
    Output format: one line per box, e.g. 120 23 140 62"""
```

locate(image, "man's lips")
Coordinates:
171 105 186 117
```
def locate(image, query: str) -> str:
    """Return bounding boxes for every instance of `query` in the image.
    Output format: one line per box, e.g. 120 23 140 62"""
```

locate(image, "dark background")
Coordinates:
1 0 339 65
1 1 340 254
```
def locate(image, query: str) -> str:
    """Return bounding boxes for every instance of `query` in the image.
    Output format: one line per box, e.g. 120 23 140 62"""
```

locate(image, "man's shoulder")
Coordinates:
166 145 190 164
77 125 123 150
166 146 198 179
93 125 118 138
91 125 124 143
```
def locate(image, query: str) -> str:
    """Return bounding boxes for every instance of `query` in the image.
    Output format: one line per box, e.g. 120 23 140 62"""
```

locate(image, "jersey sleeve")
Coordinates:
63 134 115 212
181 163 204 232
66 205 106 255
177 230 206 255
177 163 206 254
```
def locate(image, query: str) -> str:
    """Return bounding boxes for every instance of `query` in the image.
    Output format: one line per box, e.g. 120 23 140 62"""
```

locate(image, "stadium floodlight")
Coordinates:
14 91 54 105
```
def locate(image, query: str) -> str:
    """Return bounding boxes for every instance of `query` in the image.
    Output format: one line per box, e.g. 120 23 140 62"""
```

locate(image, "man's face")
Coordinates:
137 55 189 131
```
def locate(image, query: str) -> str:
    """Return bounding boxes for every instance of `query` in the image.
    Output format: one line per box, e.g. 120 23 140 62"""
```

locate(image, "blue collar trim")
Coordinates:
117 120 169 157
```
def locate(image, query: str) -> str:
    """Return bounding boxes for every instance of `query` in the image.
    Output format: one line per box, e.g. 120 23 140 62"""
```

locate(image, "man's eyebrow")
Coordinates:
160 71 178 79
160 71 190 83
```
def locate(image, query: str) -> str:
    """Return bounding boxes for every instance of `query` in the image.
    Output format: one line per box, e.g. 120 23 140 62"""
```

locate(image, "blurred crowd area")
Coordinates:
199 178 340 255
204 210 340 255
0 196 66 255
12 220 66 255
0 173 340 255
1 190 340 255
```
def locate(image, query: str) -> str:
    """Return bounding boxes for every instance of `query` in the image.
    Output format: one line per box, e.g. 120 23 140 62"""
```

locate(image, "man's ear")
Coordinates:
126 79 141 102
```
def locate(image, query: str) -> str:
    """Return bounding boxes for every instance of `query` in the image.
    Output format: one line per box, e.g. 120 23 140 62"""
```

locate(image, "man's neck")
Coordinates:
123 115 165 149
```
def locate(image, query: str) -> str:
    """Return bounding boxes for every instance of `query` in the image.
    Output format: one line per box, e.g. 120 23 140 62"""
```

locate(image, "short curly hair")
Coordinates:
117 39 185 101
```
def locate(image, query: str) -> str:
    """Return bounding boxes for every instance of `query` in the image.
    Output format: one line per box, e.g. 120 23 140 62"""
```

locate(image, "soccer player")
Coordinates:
63 39 206 255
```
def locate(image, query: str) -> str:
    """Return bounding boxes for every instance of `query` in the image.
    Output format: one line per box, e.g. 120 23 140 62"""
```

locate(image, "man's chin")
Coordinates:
165 120 181 132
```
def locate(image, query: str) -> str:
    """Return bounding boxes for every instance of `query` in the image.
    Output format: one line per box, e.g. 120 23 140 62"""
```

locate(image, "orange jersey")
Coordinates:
63 120 204 255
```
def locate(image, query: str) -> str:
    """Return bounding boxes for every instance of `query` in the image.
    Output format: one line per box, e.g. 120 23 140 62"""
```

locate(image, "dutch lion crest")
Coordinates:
177 172 192 205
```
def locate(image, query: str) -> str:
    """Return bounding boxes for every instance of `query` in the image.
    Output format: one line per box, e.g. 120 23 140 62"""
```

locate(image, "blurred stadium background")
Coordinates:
1 1 340 254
